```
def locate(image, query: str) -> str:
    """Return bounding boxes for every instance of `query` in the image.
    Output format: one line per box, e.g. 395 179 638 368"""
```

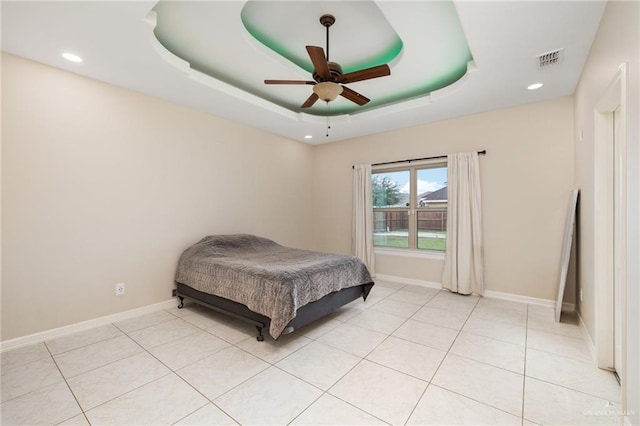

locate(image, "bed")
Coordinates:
174 234 374 341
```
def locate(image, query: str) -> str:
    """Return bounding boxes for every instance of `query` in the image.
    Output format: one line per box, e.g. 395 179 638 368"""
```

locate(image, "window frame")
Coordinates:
372 159 447 252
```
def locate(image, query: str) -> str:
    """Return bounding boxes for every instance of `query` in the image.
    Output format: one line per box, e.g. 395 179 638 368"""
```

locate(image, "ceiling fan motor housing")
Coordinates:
319 14 335 27
313 61 343 82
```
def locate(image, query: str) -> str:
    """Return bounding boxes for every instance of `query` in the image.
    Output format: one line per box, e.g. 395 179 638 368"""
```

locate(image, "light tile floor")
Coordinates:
1 280 621 425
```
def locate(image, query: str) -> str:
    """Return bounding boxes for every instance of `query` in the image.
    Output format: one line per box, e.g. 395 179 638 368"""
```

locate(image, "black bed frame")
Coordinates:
174 282 374 341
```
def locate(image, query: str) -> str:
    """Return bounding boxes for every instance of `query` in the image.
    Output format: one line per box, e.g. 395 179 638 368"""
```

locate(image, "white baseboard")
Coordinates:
577 311 597 363
484 289 576 311
375 274 441 289
0 299 177 353
0 278 583 354
376 274 576 310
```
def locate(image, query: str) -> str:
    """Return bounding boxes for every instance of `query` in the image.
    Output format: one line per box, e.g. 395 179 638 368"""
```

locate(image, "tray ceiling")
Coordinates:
1 1 607 143
152 1 473 115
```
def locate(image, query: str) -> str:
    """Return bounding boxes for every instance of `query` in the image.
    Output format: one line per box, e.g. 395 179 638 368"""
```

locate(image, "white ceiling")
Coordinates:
1 1 607 144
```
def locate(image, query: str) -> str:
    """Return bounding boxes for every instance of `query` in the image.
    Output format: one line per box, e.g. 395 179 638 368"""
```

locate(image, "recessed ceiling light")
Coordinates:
62 52 83 63
527 82 543 90
304 135 313 139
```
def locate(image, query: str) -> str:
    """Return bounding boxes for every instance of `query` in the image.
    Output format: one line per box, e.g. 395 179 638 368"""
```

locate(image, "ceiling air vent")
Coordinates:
537 49 564 69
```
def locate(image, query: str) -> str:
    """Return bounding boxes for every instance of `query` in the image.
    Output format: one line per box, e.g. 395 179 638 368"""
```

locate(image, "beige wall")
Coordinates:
1 53 315 341
313 97 575 301
0 53 579 343
573 0 639 420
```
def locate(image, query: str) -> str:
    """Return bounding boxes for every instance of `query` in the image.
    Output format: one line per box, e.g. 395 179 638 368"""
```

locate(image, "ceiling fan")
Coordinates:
264 14 391 109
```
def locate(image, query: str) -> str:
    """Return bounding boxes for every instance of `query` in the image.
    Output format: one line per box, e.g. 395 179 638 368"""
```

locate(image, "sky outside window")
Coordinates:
374 167 447 196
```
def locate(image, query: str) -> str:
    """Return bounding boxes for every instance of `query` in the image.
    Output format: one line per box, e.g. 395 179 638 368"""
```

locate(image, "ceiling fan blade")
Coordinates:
337 64 391 84
340 86 370 106
301 93 320 108
306 46 330 80
264 80 316 85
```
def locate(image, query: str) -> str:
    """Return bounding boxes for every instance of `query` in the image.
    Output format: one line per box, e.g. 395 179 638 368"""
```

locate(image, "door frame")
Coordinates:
594 63 627 400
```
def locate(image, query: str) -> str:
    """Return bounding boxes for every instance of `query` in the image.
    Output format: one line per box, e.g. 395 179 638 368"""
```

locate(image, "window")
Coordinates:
372 162 447 251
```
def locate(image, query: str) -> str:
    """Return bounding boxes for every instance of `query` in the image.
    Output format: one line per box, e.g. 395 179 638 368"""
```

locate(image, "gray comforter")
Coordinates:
175 234 374 339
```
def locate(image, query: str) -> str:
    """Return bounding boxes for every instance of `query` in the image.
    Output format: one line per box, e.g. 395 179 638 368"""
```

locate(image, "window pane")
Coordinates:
416 167 447 208
417 167 447 251
417 210 447 251
372 171 410 208
374 211 409 248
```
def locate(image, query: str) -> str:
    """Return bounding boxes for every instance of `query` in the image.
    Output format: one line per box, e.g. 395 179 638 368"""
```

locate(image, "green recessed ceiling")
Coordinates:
151 1 473 116
240 2 403 75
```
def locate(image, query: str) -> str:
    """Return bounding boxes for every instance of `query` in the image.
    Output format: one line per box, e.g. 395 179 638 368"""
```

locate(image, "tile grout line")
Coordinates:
110 310 181 337
357 289 449 382
402 291 479 424
373 289 471 424
281 357 397 426
272 331 373 425
69 324 178 422
287 285 426 426
380 289 507 423
123 329 210 426
174 315 325 424
427 382 527 421
53 330 149 385
48 335 146 380
523 313 619 403
4 288 390 424
442 330 527 376
521 304 529 426
93 319 242 425
408 294 539 423
62 315 214 423
44 342 91 426
221 307 396 426
130 320 249 425
2 330 156 423
7 283 596 425
287 284 433 425
0 347 50 374
46 325 125 357
287 284 410 425
186 290 567 424
523 375 623 404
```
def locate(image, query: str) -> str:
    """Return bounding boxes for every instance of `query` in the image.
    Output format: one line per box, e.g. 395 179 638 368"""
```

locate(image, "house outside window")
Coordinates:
372 162 447 251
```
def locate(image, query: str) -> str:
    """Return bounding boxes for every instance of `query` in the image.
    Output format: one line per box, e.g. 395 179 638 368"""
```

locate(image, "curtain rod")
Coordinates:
353 150 486 169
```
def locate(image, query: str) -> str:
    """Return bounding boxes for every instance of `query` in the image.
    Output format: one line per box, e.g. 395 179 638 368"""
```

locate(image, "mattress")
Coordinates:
175 234 374 338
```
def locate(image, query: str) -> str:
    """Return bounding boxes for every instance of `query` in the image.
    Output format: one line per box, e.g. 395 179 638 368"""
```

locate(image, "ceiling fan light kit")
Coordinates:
264 13 391 110
313 81 343 102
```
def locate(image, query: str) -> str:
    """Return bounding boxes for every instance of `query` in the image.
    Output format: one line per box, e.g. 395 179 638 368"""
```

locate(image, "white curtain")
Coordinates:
442 152 484 295
352 164 376 274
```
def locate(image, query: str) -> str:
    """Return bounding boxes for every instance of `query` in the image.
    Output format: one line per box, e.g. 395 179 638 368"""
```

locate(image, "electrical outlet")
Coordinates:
115 282 125 296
